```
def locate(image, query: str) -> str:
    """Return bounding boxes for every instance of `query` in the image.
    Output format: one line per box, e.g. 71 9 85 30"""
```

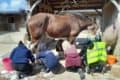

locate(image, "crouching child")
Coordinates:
10 41 35 79
36 49 59 73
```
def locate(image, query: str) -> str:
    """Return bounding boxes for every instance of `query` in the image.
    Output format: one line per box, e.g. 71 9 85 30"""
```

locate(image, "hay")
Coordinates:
0 76 7 80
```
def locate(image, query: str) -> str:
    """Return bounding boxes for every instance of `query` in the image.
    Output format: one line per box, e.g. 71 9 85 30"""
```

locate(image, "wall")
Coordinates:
0 14 26 31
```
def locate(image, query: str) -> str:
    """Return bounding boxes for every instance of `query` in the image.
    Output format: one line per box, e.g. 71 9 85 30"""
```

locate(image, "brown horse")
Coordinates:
27 12 93 44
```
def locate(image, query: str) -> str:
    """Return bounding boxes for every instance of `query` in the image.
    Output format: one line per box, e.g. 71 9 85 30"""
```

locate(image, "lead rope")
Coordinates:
113 22 116 30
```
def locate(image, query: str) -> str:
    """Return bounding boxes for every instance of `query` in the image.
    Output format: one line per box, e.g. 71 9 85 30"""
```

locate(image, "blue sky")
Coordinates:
0 0 29 13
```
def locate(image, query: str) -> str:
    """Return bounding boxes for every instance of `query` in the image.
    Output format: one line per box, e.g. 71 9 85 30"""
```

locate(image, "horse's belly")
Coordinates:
46 25 70 38
47 31 69 38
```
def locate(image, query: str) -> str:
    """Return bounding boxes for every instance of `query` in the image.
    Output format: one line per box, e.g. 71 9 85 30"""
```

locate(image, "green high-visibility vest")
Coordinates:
87 41 107 65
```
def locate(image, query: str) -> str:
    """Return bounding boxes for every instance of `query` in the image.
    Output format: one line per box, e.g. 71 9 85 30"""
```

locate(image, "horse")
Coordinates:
26 12 94 52
27 12 93 43
102 0 120 57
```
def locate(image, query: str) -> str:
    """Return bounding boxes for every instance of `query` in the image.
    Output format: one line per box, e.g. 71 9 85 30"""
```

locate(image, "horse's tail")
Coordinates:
25 0 42 41
25 13 31 41
26 23 31 41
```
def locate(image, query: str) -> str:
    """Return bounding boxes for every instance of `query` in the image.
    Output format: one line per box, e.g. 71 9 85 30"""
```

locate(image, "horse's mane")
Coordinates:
70 12 91 21
58 12 91 21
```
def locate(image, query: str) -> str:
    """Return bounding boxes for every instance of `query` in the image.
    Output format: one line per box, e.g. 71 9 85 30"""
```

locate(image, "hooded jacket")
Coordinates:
36 50 59 70
64 45 81 67
10 42 35 64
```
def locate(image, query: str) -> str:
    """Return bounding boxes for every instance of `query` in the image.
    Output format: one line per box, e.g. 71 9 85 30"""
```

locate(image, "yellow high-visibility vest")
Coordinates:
87 42 107 65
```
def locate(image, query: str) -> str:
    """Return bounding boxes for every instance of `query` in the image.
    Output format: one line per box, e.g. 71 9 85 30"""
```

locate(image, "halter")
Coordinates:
113 22 116 30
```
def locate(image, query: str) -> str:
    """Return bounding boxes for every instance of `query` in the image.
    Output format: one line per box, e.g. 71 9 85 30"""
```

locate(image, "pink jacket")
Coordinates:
64 45 81 67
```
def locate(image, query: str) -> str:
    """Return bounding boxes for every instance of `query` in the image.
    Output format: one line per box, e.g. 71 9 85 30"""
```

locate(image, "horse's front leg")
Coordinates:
24 40 39 54
68 36 75 44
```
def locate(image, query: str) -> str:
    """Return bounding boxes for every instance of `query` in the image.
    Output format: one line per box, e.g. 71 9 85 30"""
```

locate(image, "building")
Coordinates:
29 0 108 15
0 0 29 31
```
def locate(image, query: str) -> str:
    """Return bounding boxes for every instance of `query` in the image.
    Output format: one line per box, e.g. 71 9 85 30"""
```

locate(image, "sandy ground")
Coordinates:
0 27 120 80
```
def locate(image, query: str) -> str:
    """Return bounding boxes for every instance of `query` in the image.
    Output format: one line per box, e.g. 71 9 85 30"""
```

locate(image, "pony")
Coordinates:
26 12 94 52
27 12 93 43
102 0 120 56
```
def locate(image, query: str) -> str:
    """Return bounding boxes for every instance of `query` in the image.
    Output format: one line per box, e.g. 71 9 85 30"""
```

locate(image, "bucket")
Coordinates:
107 55 117 65
2 57 13 72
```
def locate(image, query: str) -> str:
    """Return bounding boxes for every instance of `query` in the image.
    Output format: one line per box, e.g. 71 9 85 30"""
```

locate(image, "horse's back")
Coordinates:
27 12 88 42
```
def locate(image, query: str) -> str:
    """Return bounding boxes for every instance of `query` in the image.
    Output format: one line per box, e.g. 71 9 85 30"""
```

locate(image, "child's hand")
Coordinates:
77 49 81 54
31 62 35 66
35 60 41 64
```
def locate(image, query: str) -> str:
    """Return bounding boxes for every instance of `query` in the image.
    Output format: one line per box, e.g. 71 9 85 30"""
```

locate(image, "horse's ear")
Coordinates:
111 0 120 12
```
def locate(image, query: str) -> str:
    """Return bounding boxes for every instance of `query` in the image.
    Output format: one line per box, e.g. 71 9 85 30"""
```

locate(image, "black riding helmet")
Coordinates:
87 40 94 49
95 33 101 42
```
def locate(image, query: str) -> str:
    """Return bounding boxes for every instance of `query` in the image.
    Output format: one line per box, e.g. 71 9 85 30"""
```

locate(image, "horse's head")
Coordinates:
87 24 99 35
70 13 93 30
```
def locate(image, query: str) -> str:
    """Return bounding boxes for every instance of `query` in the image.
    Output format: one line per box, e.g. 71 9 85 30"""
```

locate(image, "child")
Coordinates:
62 40 85 79
36 43 59 72
10 41 35 79
62 40 81 71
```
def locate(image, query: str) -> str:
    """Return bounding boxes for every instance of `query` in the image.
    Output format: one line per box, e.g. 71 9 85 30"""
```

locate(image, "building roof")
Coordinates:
0 0 29 13
28 0 109 15
29 0 109 10
48 0 108 10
